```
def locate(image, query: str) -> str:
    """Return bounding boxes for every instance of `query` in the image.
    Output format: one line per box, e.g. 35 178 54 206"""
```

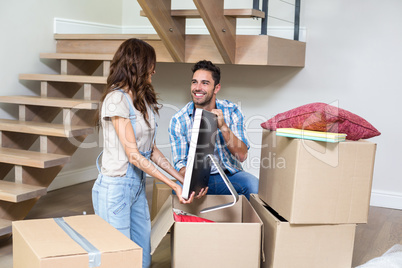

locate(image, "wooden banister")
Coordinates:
137 0 186 62
193 0 236 64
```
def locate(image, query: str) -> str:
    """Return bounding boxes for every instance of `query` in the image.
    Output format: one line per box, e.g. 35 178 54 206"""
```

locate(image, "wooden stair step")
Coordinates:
19 74 107 84
0 219 12 236
0 147 70 168
54 34 306 67
0 96 99 110
40 52 114 61
140 8 265 19
0 119 94 137
0 180 47 203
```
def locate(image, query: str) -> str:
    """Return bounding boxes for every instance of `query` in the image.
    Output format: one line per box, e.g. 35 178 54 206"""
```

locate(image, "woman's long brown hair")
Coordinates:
95 38 160 128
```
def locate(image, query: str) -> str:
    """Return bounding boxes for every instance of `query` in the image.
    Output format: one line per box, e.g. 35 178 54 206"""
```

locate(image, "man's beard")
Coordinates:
192 91 214 107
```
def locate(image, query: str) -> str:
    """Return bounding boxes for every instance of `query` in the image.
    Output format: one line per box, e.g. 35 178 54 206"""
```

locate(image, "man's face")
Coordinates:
191 70 219 108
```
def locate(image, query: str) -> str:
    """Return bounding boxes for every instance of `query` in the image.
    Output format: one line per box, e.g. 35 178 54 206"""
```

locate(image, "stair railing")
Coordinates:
253 0 302 40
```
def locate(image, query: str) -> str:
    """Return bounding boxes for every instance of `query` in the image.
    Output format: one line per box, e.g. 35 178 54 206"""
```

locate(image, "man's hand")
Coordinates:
195 187 208 199
211 109 226 129
210 109 248 162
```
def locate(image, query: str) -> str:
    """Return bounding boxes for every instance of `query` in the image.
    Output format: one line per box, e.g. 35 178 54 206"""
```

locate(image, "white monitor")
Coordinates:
181 108 239 213
182 109 217 200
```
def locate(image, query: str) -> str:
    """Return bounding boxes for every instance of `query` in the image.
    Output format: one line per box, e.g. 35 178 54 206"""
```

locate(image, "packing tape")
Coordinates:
54 218 101 267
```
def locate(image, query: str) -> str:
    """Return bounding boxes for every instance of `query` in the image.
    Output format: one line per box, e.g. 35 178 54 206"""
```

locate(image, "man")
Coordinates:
169 60 258 199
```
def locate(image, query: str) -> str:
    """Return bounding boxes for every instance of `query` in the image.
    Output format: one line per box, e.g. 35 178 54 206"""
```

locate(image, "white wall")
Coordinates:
1 0 122 101
292 0 402 209
0 0 123 188
1 0 401 209
1 0 123 99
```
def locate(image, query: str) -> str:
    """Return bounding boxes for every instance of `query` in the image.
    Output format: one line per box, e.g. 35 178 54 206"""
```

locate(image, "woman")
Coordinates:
92 38 201 268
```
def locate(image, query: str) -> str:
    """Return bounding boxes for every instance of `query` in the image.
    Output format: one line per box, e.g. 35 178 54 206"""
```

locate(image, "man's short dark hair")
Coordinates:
191 60 221 87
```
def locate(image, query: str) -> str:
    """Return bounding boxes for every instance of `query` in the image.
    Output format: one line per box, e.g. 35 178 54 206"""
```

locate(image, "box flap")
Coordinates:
13 218 87 259
245 195 266 263
250 194 286 267
64 215 139 252
150 195 174 255
12 215 140 260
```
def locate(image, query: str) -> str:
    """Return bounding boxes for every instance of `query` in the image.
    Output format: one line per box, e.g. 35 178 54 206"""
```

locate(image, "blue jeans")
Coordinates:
176 170 258 200
208 170 258 199
93 90 155 268
92 174 151 268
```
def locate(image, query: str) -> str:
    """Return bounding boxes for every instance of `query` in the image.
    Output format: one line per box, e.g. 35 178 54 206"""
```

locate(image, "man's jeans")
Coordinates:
176 170 259 200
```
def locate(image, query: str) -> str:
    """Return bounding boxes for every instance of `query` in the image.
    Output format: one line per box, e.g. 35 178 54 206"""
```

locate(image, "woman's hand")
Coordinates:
173 184 196 204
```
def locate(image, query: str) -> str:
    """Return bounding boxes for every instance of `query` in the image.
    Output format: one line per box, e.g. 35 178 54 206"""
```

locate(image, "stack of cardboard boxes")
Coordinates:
250 130 377 268
12 129 377 268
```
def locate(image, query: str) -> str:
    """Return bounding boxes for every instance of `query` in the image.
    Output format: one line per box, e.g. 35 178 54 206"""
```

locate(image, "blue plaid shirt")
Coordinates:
168 99 250 174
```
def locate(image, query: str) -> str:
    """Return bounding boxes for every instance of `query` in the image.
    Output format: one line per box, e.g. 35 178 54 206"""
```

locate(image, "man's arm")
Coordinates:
168 117 189 172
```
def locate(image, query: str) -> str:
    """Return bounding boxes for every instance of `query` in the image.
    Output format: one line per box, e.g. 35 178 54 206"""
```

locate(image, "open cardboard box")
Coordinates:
12 215 142 268
258 130 377 224
151 178 175 220
151 195 263 268
250 194 356 268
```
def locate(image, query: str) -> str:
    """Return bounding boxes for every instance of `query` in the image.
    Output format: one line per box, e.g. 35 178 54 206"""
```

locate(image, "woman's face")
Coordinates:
147 66 156 83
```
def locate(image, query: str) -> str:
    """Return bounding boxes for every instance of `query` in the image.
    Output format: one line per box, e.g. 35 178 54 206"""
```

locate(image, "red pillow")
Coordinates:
173 209 214 223
261 102 380 141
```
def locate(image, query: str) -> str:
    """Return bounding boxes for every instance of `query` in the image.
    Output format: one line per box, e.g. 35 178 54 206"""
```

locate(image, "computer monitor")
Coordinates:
181 108 217 200
181 108 239 213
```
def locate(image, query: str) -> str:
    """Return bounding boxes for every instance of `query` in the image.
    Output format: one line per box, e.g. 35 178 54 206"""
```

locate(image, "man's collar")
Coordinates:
188 102 195 117
189 99 221 117
215 99 223 110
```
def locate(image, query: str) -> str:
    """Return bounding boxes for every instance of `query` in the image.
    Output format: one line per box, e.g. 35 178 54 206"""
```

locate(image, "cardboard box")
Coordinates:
13 215 142 268
151 195 263 268
250 194 356 268
151 178 175 220
259 130 377 224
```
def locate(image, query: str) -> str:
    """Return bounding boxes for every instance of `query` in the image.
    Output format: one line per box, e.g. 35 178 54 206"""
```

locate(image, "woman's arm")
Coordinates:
168 117 189 173
151 145 208 198
150 145 184 184
112 116 195 203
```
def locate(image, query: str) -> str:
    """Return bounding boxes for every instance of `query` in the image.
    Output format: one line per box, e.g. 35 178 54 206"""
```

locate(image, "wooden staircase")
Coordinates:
0 0 306 240
0 35 155 240
137 0 306 66
0 49 105 240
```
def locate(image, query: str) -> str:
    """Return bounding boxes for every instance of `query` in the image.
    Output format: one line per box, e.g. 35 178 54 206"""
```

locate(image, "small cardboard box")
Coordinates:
259 130 377 224
250 194 356 268
151 195 263 268
13 214 142 268
151 178 175 220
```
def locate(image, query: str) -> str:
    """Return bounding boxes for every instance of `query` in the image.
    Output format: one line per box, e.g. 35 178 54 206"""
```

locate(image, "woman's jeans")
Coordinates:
92 174 151 268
